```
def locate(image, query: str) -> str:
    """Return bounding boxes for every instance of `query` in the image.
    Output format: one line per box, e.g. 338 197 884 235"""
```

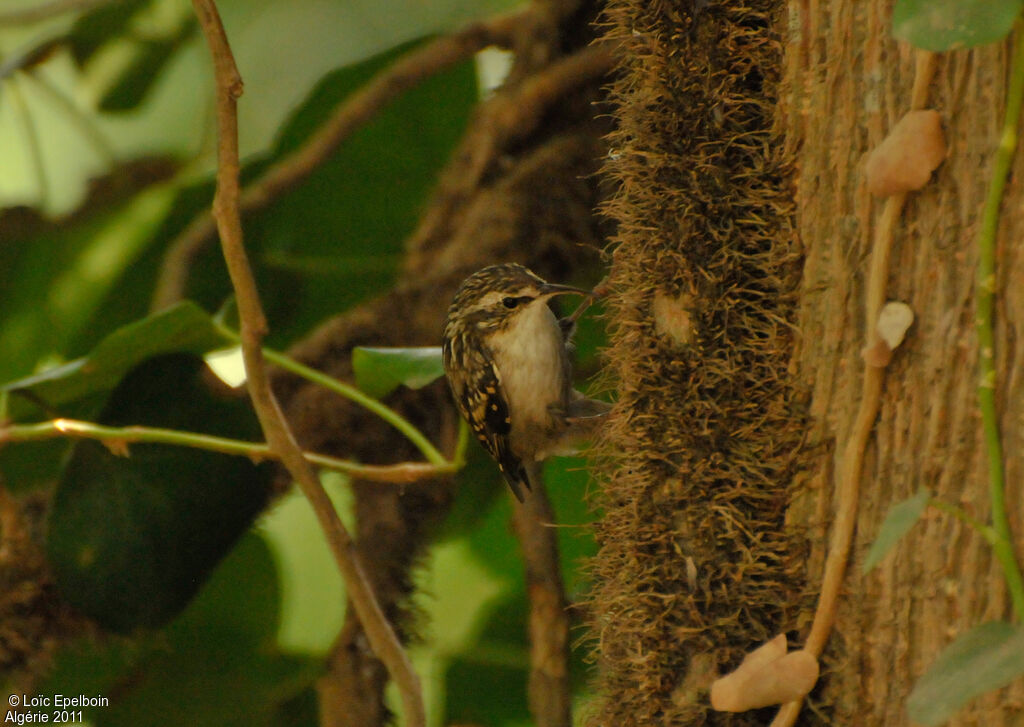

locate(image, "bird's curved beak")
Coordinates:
538 282 591 298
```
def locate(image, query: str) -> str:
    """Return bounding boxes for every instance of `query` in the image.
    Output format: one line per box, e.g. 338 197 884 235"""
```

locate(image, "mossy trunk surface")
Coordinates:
588 2 806 725
589 1 1024 726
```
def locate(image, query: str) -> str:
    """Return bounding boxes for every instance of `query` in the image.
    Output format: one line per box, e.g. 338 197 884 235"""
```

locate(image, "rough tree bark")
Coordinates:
586 1 1024 726
785 3 1024 724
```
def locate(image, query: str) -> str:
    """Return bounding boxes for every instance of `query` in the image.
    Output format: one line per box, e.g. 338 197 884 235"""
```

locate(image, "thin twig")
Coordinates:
189 3 425 726
151 9 528 311
975 20 1024 622
770 49 936 727
260 344 449 467
0 418 455 484
804 192 903 655
212 323 451 466
513 474 571 727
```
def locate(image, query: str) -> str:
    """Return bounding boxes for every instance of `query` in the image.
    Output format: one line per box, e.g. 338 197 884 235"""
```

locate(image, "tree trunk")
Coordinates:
586 1 1024 725
786 3 1024 724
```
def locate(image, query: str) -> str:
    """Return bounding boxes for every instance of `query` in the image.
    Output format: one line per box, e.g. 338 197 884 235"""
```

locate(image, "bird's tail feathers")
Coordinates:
503 460 544 503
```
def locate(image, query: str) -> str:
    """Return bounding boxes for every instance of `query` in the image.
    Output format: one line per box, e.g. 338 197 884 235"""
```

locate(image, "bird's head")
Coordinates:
445 263 589 334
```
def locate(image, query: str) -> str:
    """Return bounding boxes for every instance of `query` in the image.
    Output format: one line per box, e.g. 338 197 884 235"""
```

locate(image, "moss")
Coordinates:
586 1 810 724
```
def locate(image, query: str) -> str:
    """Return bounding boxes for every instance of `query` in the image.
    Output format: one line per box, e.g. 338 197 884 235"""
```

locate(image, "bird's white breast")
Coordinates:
488 302 566 436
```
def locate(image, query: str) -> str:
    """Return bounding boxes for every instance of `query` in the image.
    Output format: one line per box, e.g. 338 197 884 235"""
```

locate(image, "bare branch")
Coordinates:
188 2 425 726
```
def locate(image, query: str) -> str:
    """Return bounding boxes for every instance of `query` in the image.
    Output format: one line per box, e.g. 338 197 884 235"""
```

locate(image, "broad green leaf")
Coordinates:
82 45 479 355
41 532 321 726
164 531 281 650
269 688 320 727
445 653 531 726
892 0 1023 51
1 0 516 214
0 182 178 384
251 51 477 345
2 301 229 409
99 19 199 111
215 0 516 161
352 346 445 398
48 354 271 631
907 621 1024 725
101 534 319 727
862 489 931 573
258 477 354 655
68 0 152 65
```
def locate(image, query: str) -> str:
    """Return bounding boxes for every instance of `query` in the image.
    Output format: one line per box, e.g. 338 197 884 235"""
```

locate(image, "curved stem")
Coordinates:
976 20 1024 622
265 343 448 467
190 2 425 723
214 326 449 467
769 49 938 727
0 418 454 483
928 499 996 545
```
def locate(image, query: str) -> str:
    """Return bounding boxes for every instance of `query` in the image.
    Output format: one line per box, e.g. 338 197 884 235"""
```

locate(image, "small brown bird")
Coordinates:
442 264 609 501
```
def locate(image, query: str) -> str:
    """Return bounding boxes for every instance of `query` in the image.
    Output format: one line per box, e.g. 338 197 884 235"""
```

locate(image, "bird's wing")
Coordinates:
472 352 531 501
444 339 530 501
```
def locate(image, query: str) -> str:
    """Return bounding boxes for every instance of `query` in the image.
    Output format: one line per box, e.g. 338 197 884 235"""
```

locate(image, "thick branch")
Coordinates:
189 2 425 726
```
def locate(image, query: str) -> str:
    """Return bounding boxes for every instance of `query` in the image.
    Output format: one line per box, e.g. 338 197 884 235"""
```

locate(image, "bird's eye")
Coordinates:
502 297 519 309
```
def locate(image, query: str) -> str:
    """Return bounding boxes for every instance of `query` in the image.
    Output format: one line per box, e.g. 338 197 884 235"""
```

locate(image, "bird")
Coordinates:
442 263 609 501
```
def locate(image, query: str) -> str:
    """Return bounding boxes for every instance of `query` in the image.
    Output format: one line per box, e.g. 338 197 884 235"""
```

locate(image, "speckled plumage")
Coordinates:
442 264 600 501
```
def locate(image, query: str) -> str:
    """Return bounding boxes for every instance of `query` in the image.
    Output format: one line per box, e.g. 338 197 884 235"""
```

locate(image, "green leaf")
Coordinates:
352 346 445 399
101 534 319 727
907 621 1024 725
41 532 321 726
99 19 199 111
250 49 477 346
67 0 152 65
2 302 229 409
0 183 178 385
445 654 531 726
47 354 271 632
164 531 281 649
862 489 931 573
258 480 352 655
892 0 1023 51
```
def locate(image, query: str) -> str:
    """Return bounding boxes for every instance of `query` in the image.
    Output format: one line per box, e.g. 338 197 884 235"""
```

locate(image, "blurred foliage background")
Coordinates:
0 0 607 724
